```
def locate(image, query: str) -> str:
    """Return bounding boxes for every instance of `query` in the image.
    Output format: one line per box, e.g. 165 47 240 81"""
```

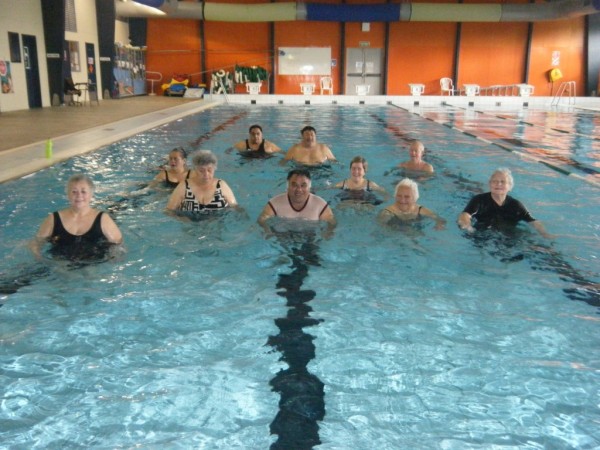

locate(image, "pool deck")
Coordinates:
1 93 598 184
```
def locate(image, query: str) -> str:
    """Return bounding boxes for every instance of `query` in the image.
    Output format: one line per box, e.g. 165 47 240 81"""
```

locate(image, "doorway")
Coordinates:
345 47 383 95
22 34 42 108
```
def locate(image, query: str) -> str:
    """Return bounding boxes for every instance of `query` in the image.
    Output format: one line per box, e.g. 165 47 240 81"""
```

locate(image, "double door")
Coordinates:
345 47 383 95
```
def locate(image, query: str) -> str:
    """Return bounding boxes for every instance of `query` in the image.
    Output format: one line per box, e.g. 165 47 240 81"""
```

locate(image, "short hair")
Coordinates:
394 178 419 201
410 140 424 153
192 149 217 168
170 146 187 159
249 124 262 133
490 167 514 190
66 173 95 195
287 168 311 180
301 125 316 135
350 156 368 172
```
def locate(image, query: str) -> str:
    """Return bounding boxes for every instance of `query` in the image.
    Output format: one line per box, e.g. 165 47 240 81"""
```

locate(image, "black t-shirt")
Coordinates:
463 192 535 230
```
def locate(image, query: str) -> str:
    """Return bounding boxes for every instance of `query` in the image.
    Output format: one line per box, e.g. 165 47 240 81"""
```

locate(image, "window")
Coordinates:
8 32 21 63
65 0 77 32
68 41 81 72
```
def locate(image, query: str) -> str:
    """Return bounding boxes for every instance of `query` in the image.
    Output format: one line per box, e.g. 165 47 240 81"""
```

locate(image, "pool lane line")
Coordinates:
268 239 325 449
188 110 249 149
390 103 600 188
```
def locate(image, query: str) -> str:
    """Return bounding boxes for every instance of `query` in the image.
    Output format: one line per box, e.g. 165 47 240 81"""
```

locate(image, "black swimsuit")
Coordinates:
239 139 271 159
49 211 110 261
164 169 190 188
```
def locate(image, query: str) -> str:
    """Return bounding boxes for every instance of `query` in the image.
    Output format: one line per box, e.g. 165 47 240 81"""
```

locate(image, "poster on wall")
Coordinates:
0 59 14 93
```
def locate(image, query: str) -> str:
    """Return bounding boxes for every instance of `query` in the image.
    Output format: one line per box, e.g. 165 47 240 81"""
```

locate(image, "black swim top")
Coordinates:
180 179 229 212
239 139 270 158
164 169 190 188
49 211 110 261
341 179 371 191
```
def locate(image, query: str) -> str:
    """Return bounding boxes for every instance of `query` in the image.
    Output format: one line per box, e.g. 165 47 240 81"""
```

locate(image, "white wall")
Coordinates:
0 0 49 112
115 18 130 46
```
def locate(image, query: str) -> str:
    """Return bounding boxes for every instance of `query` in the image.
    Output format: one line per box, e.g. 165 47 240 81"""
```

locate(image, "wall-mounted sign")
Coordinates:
359 41 370 48
46 53 60 58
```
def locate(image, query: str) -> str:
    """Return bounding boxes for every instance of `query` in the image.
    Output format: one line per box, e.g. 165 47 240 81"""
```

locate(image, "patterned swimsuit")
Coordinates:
180 179 228 212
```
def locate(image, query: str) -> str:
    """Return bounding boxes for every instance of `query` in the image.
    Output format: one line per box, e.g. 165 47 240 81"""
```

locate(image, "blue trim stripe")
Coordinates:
133 0 166 8
306 3 401 22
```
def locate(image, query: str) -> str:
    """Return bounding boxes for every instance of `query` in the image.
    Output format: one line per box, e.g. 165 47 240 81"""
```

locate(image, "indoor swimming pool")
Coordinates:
0 103 598 449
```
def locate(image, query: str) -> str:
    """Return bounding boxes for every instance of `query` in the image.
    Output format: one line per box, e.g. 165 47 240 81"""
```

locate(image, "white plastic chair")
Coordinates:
245 82 262 95
320 77 333 95
408 83 425 96
300 83 315 95
440 77 457 96
355 84 370 96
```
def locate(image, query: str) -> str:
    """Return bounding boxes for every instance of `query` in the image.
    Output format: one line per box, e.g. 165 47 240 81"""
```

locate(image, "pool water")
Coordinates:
0 104 599 449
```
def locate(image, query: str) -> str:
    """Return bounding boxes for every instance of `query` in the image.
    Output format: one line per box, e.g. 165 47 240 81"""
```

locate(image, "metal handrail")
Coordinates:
146 71 163 96
552 81 576 106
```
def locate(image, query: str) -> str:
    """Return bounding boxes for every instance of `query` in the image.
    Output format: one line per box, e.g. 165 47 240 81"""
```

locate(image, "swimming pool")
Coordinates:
1 104 598 448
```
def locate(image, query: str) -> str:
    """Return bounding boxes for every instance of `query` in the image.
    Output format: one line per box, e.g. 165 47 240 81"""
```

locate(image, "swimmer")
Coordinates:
30 174 123 261
152 147 192 188
378 178 445 230
258 168 336 227
458 167 553 238
281 126 337 165
397 140 434 173
233 124 281 158
333 155 387 204
166 150 237 212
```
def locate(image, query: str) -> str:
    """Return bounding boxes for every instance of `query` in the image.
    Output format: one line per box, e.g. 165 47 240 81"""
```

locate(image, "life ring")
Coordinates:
216 69 226 78
549 68 563 82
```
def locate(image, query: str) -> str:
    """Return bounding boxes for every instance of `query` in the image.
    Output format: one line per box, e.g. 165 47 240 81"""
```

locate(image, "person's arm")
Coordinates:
319 205 336 226
100 213 123 244
219 180 238 206
257 203 275 227
280 145 297 165
30 213 55 258
377 208 395 225
420 206 446 230
324 145 337 162
265 140 282 153
424 162 434 173
166 183 185 211
530 220 555 239
457 211 475 232
233 140 246 151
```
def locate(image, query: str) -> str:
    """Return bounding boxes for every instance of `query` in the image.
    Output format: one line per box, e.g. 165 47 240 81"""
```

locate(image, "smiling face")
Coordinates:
409 141 424 161
489 172 512 198
394 186 416 211
248 127 263 145
67 180 93 210
287 174 311 204
301 129 317 147
350 161 366 180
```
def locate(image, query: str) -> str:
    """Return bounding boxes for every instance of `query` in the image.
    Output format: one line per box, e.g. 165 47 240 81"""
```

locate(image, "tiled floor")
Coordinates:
0 96 216 183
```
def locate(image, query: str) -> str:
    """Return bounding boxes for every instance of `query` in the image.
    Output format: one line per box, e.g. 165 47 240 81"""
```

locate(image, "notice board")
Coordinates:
278 47 331 76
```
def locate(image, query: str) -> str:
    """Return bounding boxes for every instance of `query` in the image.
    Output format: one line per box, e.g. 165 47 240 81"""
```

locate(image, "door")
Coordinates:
22 34 42 108
345 48 383 95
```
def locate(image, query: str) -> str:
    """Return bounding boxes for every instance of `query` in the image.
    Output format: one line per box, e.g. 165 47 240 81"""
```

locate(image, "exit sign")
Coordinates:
359 41 370 47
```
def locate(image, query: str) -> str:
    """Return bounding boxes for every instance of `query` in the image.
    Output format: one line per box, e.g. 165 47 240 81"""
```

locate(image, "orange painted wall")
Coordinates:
145 0 588 97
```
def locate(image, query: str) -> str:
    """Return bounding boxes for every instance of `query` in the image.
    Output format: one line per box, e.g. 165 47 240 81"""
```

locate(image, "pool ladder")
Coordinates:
551 81 576 106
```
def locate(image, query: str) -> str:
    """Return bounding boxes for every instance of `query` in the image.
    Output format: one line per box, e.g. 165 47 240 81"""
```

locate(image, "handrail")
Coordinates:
146 71 163 96
552 81 576 106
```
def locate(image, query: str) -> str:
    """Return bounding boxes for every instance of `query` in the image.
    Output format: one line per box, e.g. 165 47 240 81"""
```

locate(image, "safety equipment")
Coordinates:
548 68 563 82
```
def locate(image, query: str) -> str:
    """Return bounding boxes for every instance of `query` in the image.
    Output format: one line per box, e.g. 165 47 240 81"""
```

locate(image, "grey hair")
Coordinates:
394 178 419 201
192 150 217 168
490 167 514 190
66 173 95 195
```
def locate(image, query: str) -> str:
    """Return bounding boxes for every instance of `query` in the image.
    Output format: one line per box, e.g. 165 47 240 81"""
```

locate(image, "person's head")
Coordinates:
66 173 95 206
192 150 218 179
349 156 368 177
300 126 317 145
489 168 514 193
286 168 312 202
408 140 425 159
168 147 187 168
248 124 263 143
394 178 419 204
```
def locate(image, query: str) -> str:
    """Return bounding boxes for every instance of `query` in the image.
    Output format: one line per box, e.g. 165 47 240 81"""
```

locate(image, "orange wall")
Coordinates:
145 0 587 96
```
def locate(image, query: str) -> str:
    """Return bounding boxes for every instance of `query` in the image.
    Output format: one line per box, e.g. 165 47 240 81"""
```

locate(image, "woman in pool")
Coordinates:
166 149 237 212
233 124 281 158
31 173 123 261
378 178 445 230
333 155 387 205
152 147 192 188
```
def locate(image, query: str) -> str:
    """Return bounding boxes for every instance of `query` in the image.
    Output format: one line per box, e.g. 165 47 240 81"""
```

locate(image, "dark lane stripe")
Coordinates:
268 239 325 449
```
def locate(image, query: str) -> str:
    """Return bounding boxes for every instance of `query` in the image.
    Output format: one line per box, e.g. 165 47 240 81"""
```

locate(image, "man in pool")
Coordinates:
258 168 336 228
233 124 281 157
397 140 434 173
457 167 553 238
281 126 337 165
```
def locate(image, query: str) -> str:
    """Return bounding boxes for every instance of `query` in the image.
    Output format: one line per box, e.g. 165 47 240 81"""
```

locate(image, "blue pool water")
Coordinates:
0 104 599 449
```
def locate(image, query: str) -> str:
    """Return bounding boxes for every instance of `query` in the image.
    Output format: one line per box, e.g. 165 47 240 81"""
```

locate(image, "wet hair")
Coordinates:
490 167 514 190
66 173 95 195
249 124 262 133
394 178 419 201
287 168 311 180
350 156 368 172
169 146 187 159
301 125 316 135
192 149 218 168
